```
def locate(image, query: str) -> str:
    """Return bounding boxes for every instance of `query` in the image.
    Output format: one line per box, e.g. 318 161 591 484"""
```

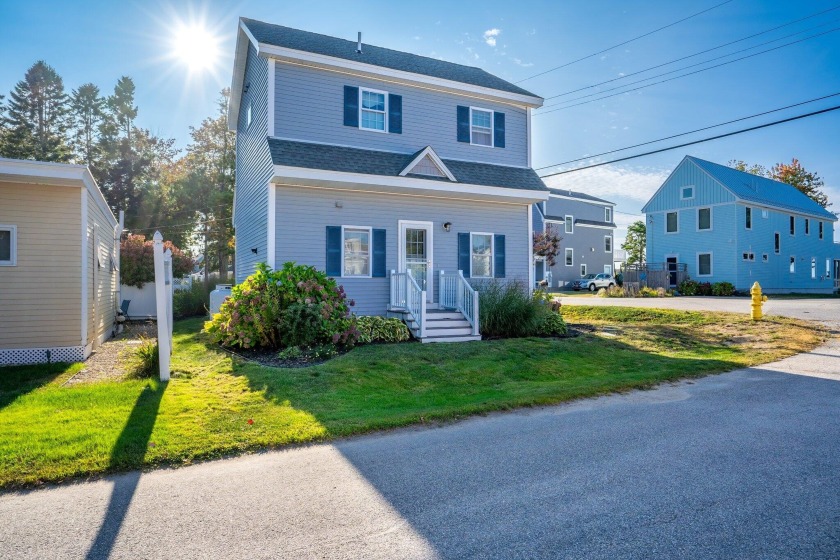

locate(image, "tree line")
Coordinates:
0 60 234 280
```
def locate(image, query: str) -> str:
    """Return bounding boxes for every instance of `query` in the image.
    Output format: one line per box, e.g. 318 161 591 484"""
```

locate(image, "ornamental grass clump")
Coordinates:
204 262 359 350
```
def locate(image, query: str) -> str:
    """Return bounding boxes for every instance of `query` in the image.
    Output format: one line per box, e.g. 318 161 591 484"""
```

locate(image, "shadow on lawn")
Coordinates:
84 381 166 560
0 362 73 410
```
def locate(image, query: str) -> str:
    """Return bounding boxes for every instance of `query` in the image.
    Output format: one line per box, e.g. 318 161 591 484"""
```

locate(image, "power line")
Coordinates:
538 104 840 178
543 8 840 102
128 216 233 233
123 202 232 220
515 0 734 84
534 27 840 115
535 92 840 171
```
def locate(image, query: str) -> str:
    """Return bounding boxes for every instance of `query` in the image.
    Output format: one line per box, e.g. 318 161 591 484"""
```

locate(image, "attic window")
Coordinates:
681 186 694 200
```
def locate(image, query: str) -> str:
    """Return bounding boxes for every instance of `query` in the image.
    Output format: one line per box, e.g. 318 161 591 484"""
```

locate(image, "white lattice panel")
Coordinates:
0 346 85 366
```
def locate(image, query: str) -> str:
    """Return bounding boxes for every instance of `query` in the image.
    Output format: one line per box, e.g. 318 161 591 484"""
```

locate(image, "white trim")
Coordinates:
565 247 574 267
680 185 695 200
527 204 533 291
819 221 824 240
604 235 613 253
469 107 494 148
80 189 88 350
604 264 612 275
543 218 564 225
774 231 781 254
469 231 494 279
399 146 457 182
398 220 434 301
696 207 712 232
805 218 811 236
576 222 615 230
341 225 374 278
0 224 16 266
359 87 389 133
548 192 616 206
604 207 612 223
789 255 796 274
267 58 275 137
741 251 755 262
267 183 276 268
580 263 587 277
745 206 752 230
789 214 796 236
272 165 549 204
762 253 769 263
811 256 817 279
565 214 574 234
696 251 713 277
526 108 532 168
665 211 679 234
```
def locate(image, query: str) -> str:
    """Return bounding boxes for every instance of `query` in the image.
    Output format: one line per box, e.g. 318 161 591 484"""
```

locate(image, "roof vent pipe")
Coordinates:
357 32 362 54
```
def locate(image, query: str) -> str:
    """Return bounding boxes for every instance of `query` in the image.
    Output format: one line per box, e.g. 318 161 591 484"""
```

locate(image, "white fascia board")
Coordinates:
272 165 549 204
267 59 275 137
228 22 258 131
0 158 116 227
399 146 457 182
260 44 544 109
548 193 616 206
80 188 88 349
576 223 615 230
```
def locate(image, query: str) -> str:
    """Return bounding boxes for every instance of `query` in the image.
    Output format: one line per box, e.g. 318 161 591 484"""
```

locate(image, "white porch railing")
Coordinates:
439 270 479 336
390 270 426 338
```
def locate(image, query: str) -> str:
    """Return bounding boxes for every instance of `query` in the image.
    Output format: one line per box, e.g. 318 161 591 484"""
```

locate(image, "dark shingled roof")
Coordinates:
543 215 616 228
268 139 548 192
548 188 615 205
242 18 539 99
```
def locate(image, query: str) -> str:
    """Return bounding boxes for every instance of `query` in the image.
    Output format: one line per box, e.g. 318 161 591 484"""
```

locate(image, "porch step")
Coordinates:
425 325 474 337
421 334 482 344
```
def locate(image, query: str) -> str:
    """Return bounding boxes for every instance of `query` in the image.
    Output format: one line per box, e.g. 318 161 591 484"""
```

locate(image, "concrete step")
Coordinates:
421 334 482 343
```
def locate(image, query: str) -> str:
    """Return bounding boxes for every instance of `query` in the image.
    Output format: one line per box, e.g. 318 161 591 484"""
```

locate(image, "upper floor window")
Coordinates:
360 88 387 132
774 232 780 254
604 236 612 253
470 108 493 147
246 102 252 129
0 225 16 266
745 207 752 229
819 221 824 240
605 207 612 222
805 218 810 235
565 215 574 234
470 232 493 278
681 186 694 200
697 208 712 231
789 215 795 235
666 211 678 233
565 248 574 266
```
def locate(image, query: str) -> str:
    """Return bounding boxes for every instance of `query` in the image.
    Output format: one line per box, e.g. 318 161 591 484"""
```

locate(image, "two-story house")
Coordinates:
532 189 616 288
228 18 549 341
643 156 840 293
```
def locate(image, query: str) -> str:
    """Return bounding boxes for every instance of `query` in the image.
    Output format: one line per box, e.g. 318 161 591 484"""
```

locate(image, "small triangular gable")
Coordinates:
400 146 457 181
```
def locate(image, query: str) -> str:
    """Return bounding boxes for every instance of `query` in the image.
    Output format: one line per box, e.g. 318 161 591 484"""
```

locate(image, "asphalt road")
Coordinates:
2 331 839 559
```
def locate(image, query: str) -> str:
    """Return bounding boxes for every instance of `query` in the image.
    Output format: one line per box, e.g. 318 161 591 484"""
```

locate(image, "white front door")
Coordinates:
399 221 433 303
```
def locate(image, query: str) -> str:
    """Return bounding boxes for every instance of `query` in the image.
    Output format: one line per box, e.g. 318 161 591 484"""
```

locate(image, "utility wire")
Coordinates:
537 104 840 178
543 9 840 102
123 202 232 220
515 0 734 83
128 216 233 233
535 27 840 115
535 92 840 171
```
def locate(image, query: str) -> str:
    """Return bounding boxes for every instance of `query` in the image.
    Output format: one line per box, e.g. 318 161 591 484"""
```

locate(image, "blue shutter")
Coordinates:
458 232 470 277
388 94 402 134
372 229 386 277
343 86 359 127
456 106 470 143
494 234 505 278
493 112 505 148
326 226 342 276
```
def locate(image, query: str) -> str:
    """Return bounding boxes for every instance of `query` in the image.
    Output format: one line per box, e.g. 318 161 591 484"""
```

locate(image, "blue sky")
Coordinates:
1 0 838 243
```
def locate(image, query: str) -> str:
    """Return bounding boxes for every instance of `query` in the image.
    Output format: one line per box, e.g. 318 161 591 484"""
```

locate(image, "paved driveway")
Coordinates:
1 339 839 558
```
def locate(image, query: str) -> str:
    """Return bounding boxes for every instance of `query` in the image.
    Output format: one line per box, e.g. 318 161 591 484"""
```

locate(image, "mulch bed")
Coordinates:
220 346 340 369
64 321 157 385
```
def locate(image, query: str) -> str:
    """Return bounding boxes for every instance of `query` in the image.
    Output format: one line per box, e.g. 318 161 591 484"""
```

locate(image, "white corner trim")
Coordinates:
399 146 457 182
80 189 88 349
526 108 532 168
267 58 275 137
267 183 276 268
527 204 534 291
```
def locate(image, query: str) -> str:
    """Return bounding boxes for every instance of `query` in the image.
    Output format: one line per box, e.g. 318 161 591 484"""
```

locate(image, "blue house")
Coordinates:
228 19 549 341
643 156 840 294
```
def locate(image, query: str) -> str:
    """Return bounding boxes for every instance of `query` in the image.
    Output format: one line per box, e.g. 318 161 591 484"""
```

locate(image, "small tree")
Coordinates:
621 220 646 265
120 234 194 287
533 228 562 267
729 158 831 208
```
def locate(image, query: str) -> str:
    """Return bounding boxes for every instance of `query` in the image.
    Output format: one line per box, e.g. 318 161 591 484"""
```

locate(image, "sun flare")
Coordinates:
172 24 220 72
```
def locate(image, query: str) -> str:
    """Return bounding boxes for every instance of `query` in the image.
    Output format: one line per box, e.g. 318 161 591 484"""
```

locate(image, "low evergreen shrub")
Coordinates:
711 282 735 296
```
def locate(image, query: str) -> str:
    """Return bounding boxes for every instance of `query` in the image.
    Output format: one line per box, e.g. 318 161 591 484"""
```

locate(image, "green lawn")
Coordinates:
0 307 824 489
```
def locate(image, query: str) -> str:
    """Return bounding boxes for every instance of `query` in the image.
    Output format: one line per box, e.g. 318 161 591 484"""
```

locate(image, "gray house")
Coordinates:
229 19 548 341
533 189 616 289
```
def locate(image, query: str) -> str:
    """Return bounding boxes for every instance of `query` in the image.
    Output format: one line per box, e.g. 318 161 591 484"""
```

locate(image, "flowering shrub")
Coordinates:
120 234 194 288
204 262 358 350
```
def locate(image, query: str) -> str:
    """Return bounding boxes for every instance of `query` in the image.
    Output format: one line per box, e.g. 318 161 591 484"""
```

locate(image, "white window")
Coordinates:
819 221 824 240
805 219 810 235
761 209 769 219
666 211 678 233
745 207 752 230
604 265 612 274
565 215 574 234
605 207 612 222
246 102 252 129
604 235 612 253
470 107 493 147
697 207 712 231
827 259 832 278
470 232 493 278
742 252 755 261
697 252 712 277
681 186 694 200
580 264 587 277
342 226 371 277
774 232 780 254
0 225 16 266
789 215 795 235
360 88 387 132
789 256 796 274
762 254 769 263
565 248 573 267
811 257 816 279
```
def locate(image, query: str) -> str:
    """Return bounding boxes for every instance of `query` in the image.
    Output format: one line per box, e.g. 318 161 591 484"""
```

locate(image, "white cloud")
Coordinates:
513 57 534 67
543 164 669 205
483 28 501 47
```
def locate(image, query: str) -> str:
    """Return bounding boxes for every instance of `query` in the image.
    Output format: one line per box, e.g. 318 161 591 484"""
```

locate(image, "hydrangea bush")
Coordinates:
204 262 359 350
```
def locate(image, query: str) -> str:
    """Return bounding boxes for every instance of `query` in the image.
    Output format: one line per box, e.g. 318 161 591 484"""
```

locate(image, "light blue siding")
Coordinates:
234 45 273 284
273 185 531 315
274 62 528 167
643 158 736 213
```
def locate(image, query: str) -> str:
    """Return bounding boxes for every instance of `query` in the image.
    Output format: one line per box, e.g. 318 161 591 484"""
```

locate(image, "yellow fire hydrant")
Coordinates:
750 281 768 321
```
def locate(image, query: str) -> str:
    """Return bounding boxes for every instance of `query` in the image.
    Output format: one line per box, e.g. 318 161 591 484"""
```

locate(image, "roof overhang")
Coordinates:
271 165 548 205
0 158 117 227
228 19 544 131
548 192 615 206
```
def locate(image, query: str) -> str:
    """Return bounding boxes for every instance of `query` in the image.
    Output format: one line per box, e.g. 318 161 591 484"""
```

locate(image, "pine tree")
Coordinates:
0 61 71 161
69 83 105 168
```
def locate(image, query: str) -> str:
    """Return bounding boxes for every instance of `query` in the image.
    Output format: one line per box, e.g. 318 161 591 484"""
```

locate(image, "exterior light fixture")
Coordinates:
443 222 452 232
251 248 258 254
